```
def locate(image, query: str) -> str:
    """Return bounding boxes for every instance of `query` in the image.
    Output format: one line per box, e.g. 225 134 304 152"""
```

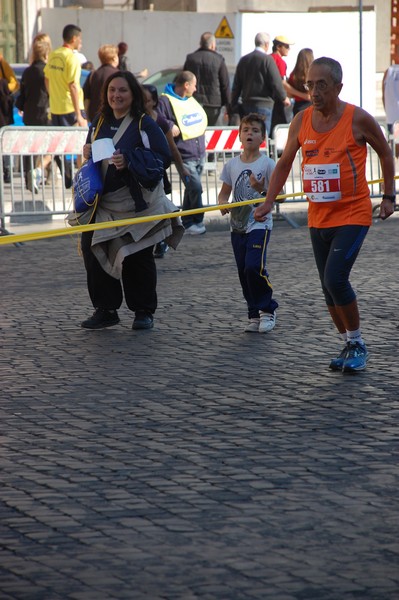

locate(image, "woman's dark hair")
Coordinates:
117 41 128 55
100 71 146 120
142 84 159 108
291 48 314 92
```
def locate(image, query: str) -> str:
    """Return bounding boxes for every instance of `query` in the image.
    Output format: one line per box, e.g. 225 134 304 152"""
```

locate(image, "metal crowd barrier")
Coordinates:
0 125 87 231
0 124 397 233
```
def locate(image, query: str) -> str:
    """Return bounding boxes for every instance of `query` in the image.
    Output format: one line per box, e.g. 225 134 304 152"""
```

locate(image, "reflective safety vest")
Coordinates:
162 93 208 140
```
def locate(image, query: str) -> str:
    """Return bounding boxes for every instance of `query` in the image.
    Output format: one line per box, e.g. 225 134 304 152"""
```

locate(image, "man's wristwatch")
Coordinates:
382 194 396 203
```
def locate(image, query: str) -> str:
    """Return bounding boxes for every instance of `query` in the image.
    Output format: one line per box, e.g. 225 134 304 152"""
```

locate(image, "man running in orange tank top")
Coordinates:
254 57 395 373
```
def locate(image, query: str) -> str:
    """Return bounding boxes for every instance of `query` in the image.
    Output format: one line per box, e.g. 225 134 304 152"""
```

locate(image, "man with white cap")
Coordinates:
271 35 310 135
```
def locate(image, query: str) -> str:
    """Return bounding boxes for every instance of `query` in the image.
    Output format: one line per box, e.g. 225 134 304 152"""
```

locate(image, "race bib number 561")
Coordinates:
303 163 341 202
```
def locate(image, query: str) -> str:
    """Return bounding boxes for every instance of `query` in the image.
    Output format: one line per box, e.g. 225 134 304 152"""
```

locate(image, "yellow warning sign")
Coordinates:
215 16 234 39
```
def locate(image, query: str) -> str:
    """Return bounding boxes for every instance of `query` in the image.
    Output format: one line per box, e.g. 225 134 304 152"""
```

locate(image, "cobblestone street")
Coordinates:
0 217 398 599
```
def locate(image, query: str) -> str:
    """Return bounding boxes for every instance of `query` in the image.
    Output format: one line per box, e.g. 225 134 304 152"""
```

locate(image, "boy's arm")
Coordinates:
218 182 232 215
255 114 302 220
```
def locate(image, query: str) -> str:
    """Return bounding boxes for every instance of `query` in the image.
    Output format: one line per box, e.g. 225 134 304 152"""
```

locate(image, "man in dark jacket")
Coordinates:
231 32 290 135
184 32 231 126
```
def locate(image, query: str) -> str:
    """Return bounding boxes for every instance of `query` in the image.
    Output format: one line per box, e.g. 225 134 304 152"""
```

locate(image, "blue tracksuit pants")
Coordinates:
231 229 278 319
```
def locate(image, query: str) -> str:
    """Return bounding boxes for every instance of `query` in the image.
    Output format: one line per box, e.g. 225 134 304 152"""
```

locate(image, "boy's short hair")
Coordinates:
239 113 266 138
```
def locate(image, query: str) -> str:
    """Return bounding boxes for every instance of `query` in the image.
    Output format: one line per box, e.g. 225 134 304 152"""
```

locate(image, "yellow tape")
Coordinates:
0 176 393 246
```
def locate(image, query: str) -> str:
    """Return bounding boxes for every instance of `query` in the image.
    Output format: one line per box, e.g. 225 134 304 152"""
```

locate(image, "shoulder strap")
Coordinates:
138 113 150 149
91 116 104 143
112 114 133 144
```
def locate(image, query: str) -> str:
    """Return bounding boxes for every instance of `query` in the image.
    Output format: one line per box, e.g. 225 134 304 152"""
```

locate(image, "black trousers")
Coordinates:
270 99 288 137
81 230 157 314
204 106 221 126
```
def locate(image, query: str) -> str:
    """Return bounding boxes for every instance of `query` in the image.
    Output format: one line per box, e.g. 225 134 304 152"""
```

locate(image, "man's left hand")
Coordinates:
379 198 396 220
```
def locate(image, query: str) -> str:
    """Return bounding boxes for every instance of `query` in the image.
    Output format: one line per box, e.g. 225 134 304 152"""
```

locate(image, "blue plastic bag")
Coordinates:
72 158 103 212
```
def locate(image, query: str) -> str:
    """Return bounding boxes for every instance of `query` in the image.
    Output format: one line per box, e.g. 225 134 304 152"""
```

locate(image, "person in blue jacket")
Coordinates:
80 71 184 331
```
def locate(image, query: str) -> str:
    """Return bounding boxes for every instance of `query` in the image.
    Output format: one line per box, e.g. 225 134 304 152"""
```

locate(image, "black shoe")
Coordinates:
132 311 154 330
154 241 169 258
81 308 120 329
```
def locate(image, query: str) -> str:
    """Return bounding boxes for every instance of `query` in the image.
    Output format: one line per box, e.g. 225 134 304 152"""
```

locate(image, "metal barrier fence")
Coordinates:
0 125 86 230
0 124 397 232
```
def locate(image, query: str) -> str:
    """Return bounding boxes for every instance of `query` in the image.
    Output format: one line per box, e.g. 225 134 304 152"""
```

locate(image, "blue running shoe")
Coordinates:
329 344 348 371
342 342 368 372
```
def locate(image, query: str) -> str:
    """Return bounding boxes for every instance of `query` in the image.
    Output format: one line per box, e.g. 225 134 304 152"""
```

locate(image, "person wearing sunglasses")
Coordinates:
270 35 311 136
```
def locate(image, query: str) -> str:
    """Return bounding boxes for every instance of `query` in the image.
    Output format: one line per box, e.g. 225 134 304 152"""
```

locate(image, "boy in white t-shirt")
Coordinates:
218 113 278 333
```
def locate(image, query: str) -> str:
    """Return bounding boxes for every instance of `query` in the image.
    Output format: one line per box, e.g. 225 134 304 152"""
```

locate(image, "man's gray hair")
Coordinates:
200 32 216 50
312 57 343 84
255 32 270 47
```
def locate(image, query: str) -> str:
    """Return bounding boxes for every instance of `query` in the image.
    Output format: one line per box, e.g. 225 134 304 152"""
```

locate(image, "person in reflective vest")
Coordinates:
158 70 208 235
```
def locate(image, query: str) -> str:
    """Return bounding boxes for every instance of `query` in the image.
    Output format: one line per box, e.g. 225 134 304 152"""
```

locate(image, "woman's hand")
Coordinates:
83 143 92 160
110 148 126 170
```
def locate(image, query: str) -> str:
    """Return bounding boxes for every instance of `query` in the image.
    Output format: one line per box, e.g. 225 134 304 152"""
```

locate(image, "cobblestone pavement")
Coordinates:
0 216 398 600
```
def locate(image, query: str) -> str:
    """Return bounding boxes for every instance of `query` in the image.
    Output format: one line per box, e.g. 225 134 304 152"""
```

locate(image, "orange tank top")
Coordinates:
298 103 372 228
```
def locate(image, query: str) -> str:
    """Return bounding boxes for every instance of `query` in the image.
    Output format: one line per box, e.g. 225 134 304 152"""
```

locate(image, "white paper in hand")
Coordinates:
92 138 115 163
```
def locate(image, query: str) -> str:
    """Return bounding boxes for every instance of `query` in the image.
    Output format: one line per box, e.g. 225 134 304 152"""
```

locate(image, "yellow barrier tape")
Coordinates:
0 175 392 246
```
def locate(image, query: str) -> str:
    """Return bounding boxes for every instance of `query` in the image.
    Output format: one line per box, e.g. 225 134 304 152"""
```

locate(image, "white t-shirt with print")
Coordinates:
220 154 275 233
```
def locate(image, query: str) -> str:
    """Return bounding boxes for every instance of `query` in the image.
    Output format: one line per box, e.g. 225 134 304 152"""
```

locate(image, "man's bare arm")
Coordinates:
69 81 87 127
254 113 303 220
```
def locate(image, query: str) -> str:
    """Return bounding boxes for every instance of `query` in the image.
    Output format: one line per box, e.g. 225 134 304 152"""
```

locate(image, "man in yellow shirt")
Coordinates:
44 24 86 127
44 24 87 186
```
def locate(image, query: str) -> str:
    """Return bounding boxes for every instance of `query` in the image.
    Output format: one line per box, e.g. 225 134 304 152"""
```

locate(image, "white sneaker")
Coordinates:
27 167 43 194
35 167 43 188
244 318 260 333
185 223 206 235
26 170 38 194
259 311 276 333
